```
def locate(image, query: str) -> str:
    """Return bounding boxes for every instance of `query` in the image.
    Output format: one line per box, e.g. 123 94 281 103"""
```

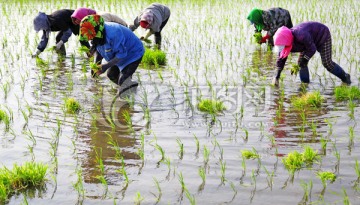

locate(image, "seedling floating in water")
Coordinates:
197 99 226 114
141 48 166 68
241 149 260 160
334 86 360 101
64 98 81 114
291 91 323 110
317 171 336 187
282 146 320 173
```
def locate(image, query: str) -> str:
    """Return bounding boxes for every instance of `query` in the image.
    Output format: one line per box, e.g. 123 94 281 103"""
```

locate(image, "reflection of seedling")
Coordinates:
316 171 336 187
291 91 323 110
197 99 226 115
64 98 81 114
334 86 360 101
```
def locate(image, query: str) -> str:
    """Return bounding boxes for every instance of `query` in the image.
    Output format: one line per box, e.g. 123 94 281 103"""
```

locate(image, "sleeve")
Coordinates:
275 57 288 79
129 16 140 31
112 33 128 59
37 30 50 52
60 28 72 43
101 57 121 72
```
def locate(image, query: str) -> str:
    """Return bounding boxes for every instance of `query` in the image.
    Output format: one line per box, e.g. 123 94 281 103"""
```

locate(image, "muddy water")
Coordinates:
1 0 360 204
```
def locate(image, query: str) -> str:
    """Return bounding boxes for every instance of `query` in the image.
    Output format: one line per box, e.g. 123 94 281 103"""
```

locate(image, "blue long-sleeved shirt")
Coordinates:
96 22 144 71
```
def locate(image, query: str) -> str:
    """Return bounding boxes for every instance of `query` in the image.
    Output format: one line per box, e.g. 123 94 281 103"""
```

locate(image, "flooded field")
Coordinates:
0 0 359 204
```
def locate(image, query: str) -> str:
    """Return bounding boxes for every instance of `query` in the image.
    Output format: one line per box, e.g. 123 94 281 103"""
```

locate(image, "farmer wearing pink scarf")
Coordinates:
71 8 127 27
272 22 351 86
128 3 170 48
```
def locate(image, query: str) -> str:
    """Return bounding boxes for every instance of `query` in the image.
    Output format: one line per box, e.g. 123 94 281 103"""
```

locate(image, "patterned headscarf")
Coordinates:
274 26 293 59
79 14 105 43
140 11 153 28
247 8 264 32
71 8 96 22
33 12 50 32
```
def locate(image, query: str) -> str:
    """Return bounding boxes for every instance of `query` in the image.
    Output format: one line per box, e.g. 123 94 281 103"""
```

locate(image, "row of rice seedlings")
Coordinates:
141 48 167 68
0 162 48 203
94 148 108 198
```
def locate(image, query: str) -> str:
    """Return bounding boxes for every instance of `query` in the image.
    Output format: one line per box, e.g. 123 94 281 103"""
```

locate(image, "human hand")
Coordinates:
260 34 270 44
32 49 41 58
55 40 64 50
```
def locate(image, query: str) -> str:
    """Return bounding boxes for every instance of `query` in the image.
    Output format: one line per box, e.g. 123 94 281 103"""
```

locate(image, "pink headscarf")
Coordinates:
274 26 293 59
71 8 97 21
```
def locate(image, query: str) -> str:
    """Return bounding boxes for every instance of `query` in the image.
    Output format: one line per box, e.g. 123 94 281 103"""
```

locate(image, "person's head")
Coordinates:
79 14 105 44
33 12 50 32
140 11 153 29
247 8 264 32
274 26 294 59
71 8 96 25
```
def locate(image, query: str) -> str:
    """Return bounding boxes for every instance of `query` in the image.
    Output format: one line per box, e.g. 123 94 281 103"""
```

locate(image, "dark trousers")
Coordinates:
154 17 170 46
107 57 143 86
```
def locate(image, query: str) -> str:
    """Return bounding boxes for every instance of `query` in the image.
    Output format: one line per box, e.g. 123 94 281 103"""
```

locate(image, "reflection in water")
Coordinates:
78 89 142 186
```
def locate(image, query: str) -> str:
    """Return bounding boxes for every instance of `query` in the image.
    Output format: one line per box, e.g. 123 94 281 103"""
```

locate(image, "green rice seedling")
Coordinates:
348 100 355 119
9 162 48 189
203 145 210 165
134 192 144 205
1 82 10 100
291 91 323 110
290 64 300 76
300 180 313 203
123 111 134 134
152 177 162 203
342 188 350 205
334 86 360 101
241 149 260 160
90 62 101 73
35 57 49 68
197 98 226 115
302 146 319 166
141 48 166 68
282 150 303 173
78 46 90 55
263 166 274 190
117 156 129 185
253 32 262 44
137 133 145 161
73 167 85 203
320 135 327 155
316 171 336 187
0 108 10 131
184 189 196 205
155 144 165 162
64 98 81 114
178 172 186 193
194 134 200 157
176 138 184 159
220 160 226 184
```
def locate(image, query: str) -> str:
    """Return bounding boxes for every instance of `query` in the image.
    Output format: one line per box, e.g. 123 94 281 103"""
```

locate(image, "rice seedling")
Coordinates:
241 149 260 160
176 138 184 159
253 32 262 44
94 148 108 197
282 151 303 173
134 192 144 205
290 64 300 76
0 162 47 202
178 172 186 193
197 98 226 115
334 86 360 101
141 48 166 68
203 145 210 165
123 110 134 134
0 108 10 132
300 180 313 203
64 97 81 114
155 144 165 163
291 91 324 110
316 171 336 187
194 134 200 157
220 160 226 184
342 188 350 205
151 177 162 203
302 146 320 166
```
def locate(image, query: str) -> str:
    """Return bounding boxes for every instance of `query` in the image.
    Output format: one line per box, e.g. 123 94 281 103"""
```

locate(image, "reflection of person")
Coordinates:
272 22 351 86
32 9 88 57
247 7 293 46
128 3 170 48
79 15 144 93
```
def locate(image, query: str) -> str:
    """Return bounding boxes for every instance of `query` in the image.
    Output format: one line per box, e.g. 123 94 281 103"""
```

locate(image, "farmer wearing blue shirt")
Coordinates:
79 15 144 92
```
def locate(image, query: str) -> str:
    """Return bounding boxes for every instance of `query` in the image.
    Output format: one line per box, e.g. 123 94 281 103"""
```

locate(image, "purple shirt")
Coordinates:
277 21 331 69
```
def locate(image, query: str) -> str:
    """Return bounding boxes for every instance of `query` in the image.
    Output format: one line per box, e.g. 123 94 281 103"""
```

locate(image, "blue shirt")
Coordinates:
96 22 144 71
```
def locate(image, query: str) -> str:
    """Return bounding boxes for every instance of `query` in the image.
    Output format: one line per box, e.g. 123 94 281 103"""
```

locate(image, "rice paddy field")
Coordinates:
0 0 360 204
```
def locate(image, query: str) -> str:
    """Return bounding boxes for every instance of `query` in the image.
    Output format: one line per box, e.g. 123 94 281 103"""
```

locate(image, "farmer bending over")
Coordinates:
247 7 293 46
32 9 89 57
79 15 144 94
128 3 170 48
272 22 351 86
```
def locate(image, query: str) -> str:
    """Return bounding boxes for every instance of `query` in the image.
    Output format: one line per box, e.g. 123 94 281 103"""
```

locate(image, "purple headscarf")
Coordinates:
33 12 50 32
71 8 97 22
